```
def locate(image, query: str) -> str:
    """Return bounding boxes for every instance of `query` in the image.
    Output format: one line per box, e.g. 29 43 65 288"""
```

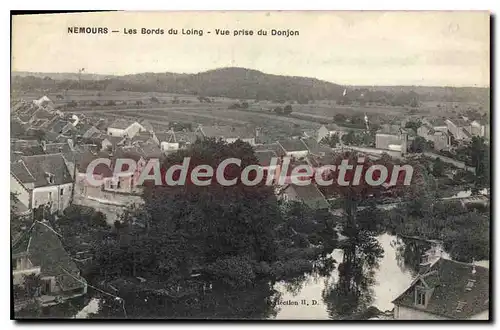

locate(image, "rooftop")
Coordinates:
392 258 489 319
12 221 85 291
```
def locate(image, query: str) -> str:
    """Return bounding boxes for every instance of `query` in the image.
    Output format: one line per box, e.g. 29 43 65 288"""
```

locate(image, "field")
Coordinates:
13 89 487 141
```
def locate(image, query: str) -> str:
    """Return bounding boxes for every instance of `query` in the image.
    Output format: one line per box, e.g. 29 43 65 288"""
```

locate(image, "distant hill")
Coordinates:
11 67 489 104
12 71 115 81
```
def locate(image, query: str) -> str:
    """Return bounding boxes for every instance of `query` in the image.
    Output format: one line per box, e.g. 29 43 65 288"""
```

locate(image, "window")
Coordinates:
416 288 426 306
41 279 51 295
60 188 64 196
48 192 52 201
117 180 121 189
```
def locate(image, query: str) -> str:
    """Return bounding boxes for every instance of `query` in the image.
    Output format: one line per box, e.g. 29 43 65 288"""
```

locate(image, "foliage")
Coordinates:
333 113 347 123
90 139 338 289
320 133 340 148
432 157 445 177
283 104 293 114
404 119 422 132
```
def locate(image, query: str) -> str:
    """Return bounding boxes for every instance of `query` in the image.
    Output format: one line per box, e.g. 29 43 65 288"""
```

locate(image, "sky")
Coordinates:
12 11 490 87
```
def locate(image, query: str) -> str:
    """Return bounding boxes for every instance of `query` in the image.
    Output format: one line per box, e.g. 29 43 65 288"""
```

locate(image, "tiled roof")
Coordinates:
284 184 330 210
392 258 489 319
19 154 73 187
255 150 278 167
277 139 308 153
11 161 36 184
377 124 406 135
109 118 138 130
44 143 73 155
448 118 469 127
13 221 85 291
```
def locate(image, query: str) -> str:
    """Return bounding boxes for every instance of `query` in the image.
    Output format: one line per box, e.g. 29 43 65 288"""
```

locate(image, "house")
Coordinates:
32 95 54 109
12 220 87 307
101 135 126 152
255 149 281 177
422 118 448 133
107 119 146 138
139 119 155 133
301 137 332 157
316 124 346 143
470 119 489 138
446 119 472 141
43 141 75 155
10 154 74 213
277 184 330 211
81 126 101 139
123 131 156 147
417 124 451 151
375 125 408 154
392 258 489 320
277 139 309 159
198 125 256 145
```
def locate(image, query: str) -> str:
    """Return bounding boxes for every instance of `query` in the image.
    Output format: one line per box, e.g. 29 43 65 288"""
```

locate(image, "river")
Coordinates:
72 232 487 320
272 233 413 319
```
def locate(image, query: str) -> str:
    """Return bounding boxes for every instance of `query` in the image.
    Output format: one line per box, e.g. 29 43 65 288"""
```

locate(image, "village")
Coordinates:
9 89 490 320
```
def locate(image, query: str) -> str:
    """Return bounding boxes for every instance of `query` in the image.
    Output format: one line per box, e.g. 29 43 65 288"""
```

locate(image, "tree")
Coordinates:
320 134 340 148
283 104 293 114
404 120 422 132
274 106 284 114
333 114 347 123
150 96 160 104
409 136 428 153
470 136 489 185
91 139 338 290
432 158 445 177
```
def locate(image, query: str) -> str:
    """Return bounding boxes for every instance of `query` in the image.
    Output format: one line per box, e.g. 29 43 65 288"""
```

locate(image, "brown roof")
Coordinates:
392 258 489 319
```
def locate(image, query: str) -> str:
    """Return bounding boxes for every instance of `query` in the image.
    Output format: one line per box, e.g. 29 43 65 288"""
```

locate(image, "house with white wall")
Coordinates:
392 258 489 320
107 118 146 138
12 220 87 307
10 154 74 213
198 125 256 146
277 139 310 159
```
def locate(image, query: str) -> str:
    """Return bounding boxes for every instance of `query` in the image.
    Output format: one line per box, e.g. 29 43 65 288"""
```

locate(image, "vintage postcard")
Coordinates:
10 11 490 320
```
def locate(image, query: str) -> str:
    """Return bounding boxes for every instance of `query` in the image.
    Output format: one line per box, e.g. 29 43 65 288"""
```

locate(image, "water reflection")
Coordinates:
87 233 423 320
322 230 383 320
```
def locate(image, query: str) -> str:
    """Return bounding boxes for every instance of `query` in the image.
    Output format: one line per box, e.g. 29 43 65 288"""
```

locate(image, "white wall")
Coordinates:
225 137 256 146
286 150 309 159
394 305 449 320
11 174 31 209
32 183 73 212
107 127 126 137
161 142 180 151
125 122 146 138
